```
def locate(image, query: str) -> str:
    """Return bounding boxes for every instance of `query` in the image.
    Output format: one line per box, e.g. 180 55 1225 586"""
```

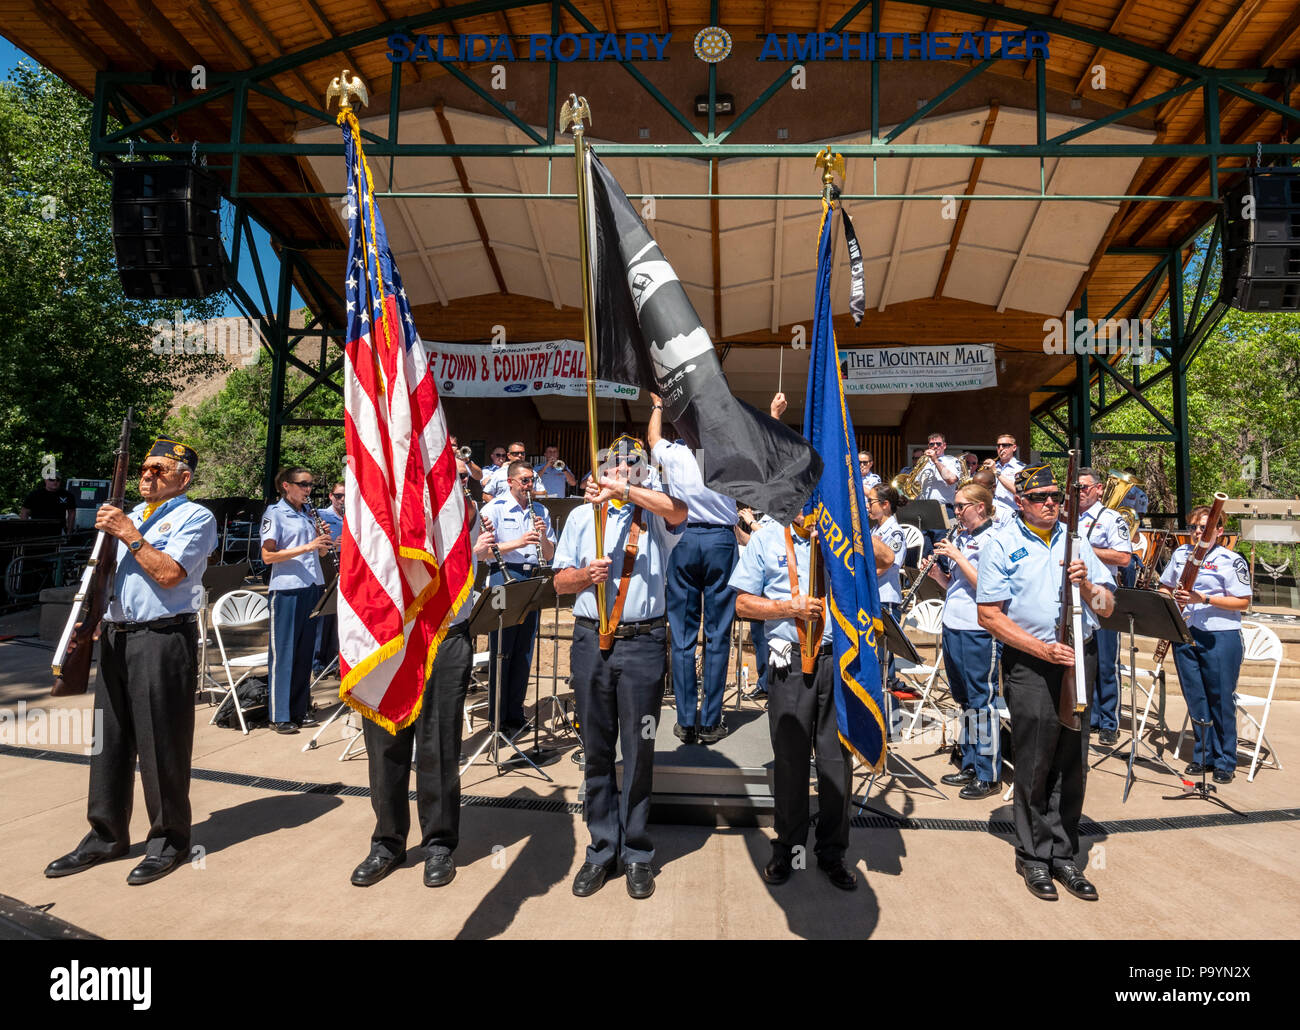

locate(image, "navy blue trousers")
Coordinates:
1092 628 1121 731
268 585 322 725
571 622 666 867
1173 626 1242 774
667 526 737 729
488 610 538 728
941 626 1001 782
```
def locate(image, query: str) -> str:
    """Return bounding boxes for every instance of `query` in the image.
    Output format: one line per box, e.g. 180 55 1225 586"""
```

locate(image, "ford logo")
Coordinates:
504 382 527 393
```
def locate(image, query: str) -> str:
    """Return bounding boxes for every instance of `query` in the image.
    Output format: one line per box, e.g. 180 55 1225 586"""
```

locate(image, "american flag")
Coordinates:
336 109 472 732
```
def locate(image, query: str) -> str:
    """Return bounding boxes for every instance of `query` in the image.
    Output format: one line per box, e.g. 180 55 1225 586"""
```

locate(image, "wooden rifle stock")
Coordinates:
51 409 134 696
1056 448 1083 730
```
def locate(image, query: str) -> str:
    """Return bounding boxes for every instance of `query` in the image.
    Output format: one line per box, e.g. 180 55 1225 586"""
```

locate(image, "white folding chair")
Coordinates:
899 522 925 563
464 650 492 733
894 598 950 739
1235 622 1283 781
208 589 270 735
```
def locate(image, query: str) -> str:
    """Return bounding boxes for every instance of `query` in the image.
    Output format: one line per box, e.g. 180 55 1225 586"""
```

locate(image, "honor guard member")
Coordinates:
991 434 1026 507
350 513 496 888
1159 506 1252 784
928 483 1002 799
46 439 217 885
553 435 687 900
1076 468 1134 746
261 467 331 733
480 460 556 735
731 515 895 890
867 484 908 694
735 506 777 700
977 464 1115 902
648 392 739 745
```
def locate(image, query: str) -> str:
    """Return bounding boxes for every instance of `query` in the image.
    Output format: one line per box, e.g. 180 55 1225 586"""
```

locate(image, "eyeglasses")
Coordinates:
515 475 535 484
508 450 525 457
954 502 978 512
492 451 506 459
1023 491 1064 505
867 498 881 507
292 479 314 488
331 492 345 499
141 463 175 478
997 441 1015 448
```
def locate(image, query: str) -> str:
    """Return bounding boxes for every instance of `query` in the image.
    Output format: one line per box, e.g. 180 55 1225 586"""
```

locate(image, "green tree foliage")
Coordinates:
0 63 221 510
167 345 345 501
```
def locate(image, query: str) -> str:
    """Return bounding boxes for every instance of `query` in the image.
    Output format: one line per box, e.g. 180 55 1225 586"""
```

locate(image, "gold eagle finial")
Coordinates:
326 69 370 113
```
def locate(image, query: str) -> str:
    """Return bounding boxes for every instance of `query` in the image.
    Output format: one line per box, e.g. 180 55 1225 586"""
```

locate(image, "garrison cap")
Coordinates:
148 437 198 470
1015 464 1057 494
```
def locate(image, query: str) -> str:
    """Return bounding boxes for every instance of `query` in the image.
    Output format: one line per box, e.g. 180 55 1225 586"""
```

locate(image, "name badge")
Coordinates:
1009 547 1028 562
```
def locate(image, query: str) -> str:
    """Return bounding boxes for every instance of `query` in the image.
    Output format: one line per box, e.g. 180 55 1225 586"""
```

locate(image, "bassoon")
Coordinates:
1151 492 1229 670
51 409 134 696
1056 448 1087 730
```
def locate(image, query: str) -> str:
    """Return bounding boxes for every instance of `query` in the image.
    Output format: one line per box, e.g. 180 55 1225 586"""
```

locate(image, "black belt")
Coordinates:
106 613 196 633
686 522 735 530
574 615 665 639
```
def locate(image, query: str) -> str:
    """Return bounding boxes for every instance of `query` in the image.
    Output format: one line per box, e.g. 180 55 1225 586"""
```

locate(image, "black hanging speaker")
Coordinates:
1221 167 1300 312
112 163 229 300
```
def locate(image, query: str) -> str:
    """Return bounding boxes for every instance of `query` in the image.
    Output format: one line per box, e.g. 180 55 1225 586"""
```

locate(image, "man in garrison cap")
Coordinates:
45 437 217 886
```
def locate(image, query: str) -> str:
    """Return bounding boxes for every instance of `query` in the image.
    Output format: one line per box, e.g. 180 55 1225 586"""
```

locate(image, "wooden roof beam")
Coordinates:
1259 15 1300 66
934 101 998 299
125 0 205 69
602 0 618 33
226 0 318 102
293 0 367 76
28 1 109 72
658 0 670 35
1072 0 1143 96
62 0 159 70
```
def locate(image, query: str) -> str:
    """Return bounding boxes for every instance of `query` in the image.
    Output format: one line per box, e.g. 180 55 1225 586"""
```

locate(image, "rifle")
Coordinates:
51 409 134 696
1056 446 1087 731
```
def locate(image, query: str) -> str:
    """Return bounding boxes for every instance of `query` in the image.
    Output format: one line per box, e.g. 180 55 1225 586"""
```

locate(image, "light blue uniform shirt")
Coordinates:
261 498 325 590
106 495 218 623
652 439 737 525
318 504 343 543
1122 485 1149 515
994 457 1026 506
919 454 962 506
534 463 568 498
482 493 556 586
992 497 1017 529
1159 544 1252 632
873 514 907 604
976 516 1115 643
553 499 683 621
481 467 509 498
728 522 831 647
862 472 882 490
940 520 996 631
1079 501 1134 570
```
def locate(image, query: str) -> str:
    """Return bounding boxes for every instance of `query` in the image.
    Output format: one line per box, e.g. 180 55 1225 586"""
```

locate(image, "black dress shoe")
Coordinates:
1183 762 1207 777
625 862 655 899
126 850 187 886
1098 729 1119 746
1213 768 1235 784
672 722 697 745
351 848 406 887
941 766 976 786
424 851 456 887
572 861 614 897
1016 858 1058 900
959 779 1000 800
298 713 319 728
818 860 858 891
762 851 792 885
44 845 127 879
272 722 299 735
1052 862 1098 901
697 722 730 744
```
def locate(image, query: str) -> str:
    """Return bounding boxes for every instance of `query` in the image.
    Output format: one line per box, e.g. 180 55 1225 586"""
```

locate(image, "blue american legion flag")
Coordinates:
335 107 472 732
802 196 888 770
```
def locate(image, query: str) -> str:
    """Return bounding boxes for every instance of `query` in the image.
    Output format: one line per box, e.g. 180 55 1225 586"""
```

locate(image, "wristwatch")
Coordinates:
128 537 144 553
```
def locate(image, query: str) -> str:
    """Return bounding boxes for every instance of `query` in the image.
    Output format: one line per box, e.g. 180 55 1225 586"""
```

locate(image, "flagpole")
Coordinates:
562 94 609 638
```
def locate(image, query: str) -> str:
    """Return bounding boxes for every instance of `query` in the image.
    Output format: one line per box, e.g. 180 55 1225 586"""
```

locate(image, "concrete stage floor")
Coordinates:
2 607 1298 940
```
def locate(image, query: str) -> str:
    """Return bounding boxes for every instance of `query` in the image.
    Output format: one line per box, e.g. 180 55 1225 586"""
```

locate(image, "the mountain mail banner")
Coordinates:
840 343 998 394
424 338 639 399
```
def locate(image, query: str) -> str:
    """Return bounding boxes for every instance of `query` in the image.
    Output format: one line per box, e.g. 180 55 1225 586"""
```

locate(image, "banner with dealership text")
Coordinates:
424 339 640 399
840 343 997 393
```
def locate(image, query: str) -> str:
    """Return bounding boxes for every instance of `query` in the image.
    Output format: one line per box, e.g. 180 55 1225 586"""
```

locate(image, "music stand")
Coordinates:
898 500 950 534
1162 715 1248 817
858 608 948 811
519 573 566 766
460 578 553 781
1093 589 1191 801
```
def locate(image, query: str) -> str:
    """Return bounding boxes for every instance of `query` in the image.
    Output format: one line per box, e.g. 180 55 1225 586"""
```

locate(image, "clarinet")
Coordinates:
899 525 961 614
480 509 514 582
304 500 337 580
525 487 549 572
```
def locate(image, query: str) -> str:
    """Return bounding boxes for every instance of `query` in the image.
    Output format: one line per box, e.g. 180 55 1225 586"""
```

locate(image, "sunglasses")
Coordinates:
515 475 535 484
1023 491 1063 505
997 442 1015 448
954 502 980 512
141 463 175 477
331 492 345 499
292 480 314 488
492 452 506 458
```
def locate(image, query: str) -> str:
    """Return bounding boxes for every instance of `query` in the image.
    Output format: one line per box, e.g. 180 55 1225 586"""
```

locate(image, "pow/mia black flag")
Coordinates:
586 150 822 524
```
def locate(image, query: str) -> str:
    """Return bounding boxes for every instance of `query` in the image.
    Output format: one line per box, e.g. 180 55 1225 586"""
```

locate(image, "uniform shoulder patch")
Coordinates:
1116 519 1130 540
261 517 271 533
1234 556 1250 585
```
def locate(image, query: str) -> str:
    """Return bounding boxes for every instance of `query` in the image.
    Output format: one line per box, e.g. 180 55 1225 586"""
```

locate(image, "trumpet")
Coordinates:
551 459 566 472
457 445 473 460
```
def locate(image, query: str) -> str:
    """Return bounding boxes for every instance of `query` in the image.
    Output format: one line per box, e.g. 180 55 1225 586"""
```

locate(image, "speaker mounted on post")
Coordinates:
1220 166 1300 313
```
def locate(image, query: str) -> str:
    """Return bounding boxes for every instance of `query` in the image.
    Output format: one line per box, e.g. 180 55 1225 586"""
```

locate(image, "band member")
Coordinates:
971 469 1015 528
535 445 577 498
1159 506 1252 784
977 464 1115 902
553 435 687 899
481 460 556 736
867 484 907 693
929 483 1002 798
648 393 739 745
313 481 345 674
991 434 1025 506
483 441 527 498
45 439 217 885
261 467 331 733
730 516 894 890
858 451 882 490
916 432 962 511
350 515 496 888
450 435 483 482
1075 468 1134 746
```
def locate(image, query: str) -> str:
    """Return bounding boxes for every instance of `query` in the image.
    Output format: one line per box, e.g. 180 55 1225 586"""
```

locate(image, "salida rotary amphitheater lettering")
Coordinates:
437 348 588 383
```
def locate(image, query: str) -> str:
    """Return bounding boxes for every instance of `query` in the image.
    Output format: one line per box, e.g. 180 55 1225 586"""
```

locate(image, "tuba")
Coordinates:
1101 469 1144 538
890 453 932 501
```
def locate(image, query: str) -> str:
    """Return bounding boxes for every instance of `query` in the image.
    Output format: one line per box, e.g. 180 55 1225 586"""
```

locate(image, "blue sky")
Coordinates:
2 36 303 319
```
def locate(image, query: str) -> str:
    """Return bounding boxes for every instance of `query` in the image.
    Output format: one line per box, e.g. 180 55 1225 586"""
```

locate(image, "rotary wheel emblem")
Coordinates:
693 26 732 63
